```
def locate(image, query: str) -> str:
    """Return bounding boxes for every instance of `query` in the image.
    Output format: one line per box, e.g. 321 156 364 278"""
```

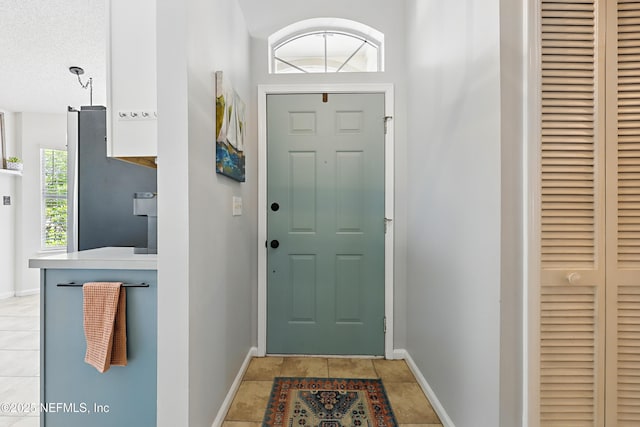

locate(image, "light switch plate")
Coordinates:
232 196 242 216
2 196 10 206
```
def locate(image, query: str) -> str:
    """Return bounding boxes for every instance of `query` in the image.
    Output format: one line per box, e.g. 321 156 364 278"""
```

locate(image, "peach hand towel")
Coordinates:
83 282 128 373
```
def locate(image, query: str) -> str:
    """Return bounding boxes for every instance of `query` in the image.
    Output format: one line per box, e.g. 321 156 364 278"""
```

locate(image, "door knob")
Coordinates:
271 202 280 212
566 272 581 285
270 240 280 249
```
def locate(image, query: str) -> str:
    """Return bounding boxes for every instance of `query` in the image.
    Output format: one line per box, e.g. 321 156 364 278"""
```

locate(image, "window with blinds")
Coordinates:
41 148 67 250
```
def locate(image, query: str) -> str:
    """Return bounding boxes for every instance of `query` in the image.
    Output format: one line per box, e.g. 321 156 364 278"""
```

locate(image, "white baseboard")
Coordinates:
211 346 258 427
0 291 15 300
15 289 39 297
392 349 405 360
394 348 456 427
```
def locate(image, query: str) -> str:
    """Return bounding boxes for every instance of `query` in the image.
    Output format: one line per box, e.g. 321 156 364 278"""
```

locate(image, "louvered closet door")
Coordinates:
539 0 607 425
605 1 640 425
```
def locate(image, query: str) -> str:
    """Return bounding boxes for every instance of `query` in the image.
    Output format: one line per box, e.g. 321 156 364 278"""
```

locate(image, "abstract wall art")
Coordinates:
215 71 246 182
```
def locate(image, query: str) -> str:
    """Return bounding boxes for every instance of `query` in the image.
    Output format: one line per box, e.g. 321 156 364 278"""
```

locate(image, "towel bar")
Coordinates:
57 282 149 288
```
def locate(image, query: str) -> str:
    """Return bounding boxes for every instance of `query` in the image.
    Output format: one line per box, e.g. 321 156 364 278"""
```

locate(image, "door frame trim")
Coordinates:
257 83 395 359
527 0 541 424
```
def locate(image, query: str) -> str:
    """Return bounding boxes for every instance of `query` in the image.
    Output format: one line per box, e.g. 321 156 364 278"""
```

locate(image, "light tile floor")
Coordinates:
0 295 40 427
224 357 443 427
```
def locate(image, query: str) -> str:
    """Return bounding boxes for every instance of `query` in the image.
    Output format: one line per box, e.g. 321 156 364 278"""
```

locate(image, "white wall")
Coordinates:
156 0 189 423
248 0 409 349
0 111 18 299
238 0 401 41
405 1 503 426
0 172 16 299
3 111 17 159
15 113 67 297
156 0 254 425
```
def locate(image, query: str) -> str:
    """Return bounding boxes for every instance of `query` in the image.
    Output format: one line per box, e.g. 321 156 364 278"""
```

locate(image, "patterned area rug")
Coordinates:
263 377 398 427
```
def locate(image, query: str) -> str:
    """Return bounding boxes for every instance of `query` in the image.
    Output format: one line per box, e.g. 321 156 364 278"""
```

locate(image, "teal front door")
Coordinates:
266 93 385 355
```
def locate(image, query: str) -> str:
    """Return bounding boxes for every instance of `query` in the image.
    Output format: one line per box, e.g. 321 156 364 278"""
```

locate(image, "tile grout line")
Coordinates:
372 359 381 378
0 296 42 423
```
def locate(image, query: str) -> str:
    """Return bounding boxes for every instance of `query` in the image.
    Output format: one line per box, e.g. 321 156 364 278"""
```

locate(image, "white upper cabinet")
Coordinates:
107 0 157 158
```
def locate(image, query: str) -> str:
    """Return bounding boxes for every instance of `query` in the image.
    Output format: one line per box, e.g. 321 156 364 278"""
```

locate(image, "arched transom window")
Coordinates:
268 18 384 74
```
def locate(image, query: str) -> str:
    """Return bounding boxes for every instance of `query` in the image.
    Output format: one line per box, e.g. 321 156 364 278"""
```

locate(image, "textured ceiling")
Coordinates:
0 0 106 113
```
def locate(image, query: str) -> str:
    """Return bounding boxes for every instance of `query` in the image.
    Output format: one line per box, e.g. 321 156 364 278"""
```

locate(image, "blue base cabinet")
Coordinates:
41 269 157 427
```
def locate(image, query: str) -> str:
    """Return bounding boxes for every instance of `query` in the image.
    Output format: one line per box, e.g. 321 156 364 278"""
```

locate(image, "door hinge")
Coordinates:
384 217 393 234
384 116 393 134
383 316 387 333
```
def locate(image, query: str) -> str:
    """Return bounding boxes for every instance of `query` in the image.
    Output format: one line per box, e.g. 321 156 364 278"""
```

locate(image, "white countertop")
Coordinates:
29 247 157 270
